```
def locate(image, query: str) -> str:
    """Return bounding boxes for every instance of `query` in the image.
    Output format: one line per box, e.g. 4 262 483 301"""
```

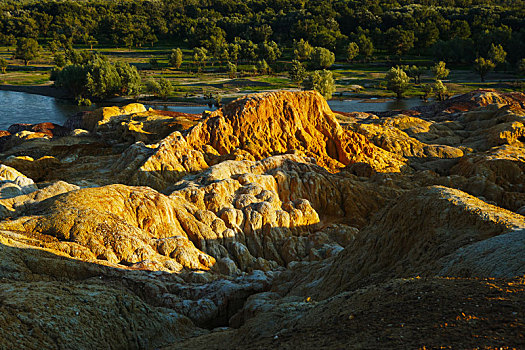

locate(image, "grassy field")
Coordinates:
1 45 523 102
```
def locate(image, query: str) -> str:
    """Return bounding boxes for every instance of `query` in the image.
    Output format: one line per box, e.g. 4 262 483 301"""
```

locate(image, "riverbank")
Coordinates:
0 84 71 99
0 83 223 107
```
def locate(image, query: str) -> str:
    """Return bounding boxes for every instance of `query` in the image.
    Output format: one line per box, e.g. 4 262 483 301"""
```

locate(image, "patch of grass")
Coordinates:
1 45 523 101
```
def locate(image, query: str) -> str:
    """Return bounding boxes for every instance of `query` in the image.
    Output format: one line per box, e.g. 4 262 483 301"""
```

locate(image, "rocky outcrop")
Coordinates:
111 91 406 191
0 89 524 349
186 91 405 173
411 88 525 120
281 185 525 300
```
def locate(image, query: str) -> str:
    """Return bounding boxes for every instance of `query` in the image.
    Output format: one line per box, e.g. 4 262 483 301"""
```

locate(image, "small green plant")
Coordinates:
0 58 7 74
434 80 448 101
227 61 237 79
77 97 92 106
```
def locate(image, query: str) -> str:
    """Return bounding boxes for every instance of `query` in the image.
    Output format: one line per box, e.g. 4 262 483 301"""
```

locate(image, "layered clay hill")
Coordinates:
0 90 523 349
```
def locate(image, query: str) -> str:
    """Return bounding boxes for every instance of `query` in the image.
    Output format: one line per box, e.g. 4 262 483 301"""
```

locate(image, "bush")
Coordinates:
227 61 237 79
434 80 448 101
289 60 306 85
146 77 172 100
15 37 40 65
431 61 450 80
303 70 336 100
385 66 410 99
169 48 183 69
54 54 141 101
309 47 335 69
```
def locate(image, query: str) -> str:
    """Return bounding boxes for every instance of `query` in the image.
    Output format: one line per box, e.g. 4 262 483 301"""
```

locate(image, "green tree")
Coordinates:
256 59 269 75
251 24 273 43
123 34 134 51
55 55 140 101
434 80 448 101
357 34 374 61
228 43 241 64
85 57 123 99
193 47 208 72
64 49 93 66
488 43 507 66
309 47 335 69
48 40 60 54
385 28 415 56
218 47 230 64
293 39 314 61
385 66 410 99
422 83 433 101
237 39 258 63
289 60 307 85
169 48 183 69
146 77 172 100
473 57 495 82
54 64 88 100
450 20 471 39
416 21 439 50
157 77 173 100
115 62 141 96
259 41 281 63
407 65 424 84
346 42 359 62
303 70 336 100
227 61 237 79
0 58 8 74
431 61 450 80
15 38 40 66
146 78 160 96
54 52 67 68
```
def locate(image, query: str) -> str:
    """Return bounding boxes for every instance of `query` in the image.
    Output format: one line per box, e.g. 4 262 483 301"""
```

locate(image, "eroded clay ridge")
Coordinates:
0 89 523 349
112 91 405 191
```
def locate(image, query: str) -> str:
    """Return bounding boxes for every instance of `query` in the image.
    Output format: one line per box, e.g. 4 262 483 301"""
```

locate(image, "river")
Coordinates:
0 90 429 131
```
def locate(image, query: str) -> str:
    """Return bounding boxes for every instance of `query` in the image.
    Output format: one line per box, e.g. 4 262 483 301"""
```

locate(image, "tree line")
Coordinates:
0 0 524 63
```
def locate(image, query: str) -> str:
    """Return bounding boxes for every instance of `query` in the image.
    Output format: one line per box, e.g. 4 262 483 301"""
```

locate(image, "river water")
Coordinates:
0 90 428 131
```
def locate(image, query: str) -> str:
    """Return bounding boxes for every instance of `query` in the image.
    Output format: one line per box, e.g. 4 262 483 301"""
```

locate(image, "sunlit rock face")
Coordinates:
0 89 523 349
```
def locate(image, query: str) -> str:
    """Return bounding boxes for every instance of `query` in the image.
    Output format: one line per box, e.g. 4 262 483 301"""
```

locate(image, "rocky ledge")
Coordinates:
0 90 523 349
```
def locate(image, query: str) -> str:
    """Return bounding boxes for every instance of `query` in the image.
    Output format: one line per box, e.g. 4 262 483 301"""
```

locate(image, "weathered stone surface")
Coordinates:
186 91 405 173
0 89 524 349
294 186 525 299
0 164 37 197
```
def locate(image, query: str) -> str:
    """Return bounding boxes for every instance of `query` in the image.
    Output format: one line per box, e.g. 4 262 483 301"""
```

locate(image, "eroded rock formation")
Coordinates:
0 89 523 349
